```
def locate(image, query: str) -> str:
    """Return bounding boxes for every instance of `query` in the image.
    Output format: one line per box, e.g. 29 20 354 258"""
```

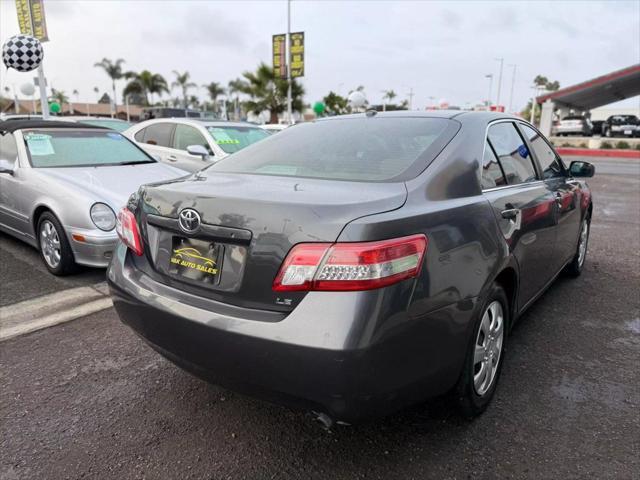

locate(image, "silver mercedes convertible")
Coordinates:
0 120 186 275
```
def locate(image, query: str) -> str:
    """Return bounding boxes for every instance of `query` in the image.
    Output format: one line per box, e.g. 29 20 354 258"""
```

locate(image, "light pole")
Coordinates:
485 74 493 107
495 57 504 108
286 0 293 124
508 64 517 113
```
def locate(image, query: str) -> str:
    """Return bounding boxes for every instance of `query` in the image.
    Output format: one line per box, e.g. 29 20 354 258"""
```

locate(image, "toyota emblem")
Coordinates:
178 208 201 233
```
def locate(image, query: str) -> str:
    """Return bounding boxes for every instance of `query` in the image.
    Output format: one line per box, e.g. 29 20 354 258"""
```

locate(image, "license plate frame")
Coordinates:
169 236 222 286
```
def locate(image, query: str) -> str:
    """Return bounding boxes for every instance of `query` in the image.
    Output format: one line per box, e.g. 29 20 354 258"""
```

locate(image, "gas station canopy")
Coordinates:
536 64 640 110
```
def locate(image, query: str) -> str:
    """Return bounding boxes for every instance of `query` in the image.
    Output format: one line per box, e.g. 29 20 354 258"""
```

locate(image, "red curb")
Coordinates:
556 147 640 159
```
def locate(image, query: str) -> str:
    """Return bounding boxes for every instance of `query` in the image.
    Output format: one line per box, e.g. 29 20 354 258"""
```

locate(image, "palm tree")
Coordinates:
204 82 226 113
50 88 69 107
94 58 125 116
172 70 197 108
322 91 348 115
227 78 247 120
123 70 169 105
188 95 200 109
237 63 305 124
382 89 397 111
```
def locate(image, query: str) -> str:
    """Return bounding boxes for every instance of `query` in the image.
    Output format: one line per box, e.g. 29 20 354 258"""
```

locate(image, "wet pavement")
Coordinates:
1 157 638 479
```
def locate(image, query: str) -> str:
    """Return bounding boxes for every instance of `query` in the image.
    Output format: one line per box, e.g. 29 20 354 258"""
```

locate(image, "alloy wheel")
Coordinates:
578 220 589 268
473 300 504 396
40 220 62 269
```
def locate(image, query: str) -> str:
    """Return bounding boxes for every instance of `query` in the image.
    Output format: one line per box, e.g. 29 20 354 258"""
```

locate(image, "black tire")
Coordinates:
455 283 509 418
37 211 77 275
564 216 590 277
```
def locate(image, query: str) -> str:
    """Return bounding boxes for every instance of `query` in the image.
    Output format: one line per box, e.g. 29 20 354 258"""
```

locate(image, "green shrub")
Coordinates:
615 141 630 149
600 141 613 149
579 142 588 148
561 142 572 147
635 143 640 151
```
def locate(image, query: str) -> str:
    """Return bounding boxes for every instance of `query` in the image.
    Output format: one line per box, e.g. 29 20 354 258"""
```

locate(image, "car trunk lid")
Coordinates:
135 172 407 312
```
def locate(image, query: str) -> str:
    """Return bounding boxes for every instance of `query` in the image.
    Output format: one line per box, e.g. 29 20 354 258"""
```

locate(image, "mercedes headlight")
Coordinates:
90 202 116 231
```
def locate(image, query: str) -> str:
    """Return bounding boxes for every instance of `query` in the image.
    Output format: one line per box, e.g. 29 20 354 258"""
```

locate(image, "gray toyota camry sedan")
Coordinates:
108 111 594 424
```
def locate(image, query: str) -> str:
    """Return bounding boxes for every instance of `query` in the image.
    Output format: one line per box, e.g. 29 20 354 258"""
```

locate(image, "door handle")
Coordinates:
501 208 519 220
167 155 178 162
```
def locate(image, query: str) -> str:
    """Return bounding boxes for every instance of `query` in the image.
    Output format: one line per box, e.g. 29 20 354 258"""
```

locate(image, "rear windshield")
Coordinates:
610 116 638 125
207 117 458 182
23 129 153 168
206 126 270 154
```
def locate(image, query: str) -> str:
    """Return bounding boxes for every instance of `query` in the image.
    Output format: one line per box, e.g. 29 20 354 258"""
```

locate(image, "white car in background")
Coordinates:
124 118 271 172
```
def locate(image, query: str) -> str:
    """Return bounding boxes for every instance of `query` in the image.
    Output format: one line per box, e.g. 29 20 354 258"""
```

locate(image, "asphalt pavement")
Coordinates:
1 156 639 479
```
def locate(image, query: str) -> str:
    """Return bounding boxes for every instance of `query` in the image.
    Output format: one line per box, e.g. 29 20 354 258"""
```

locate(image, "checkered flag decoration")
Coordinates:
2 35 44 73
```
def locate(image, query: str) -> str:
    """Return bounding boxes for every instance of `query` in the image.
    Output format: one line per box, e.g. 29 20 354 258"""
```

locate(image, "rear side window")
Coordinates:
481 140 506 189
142 123 174 147
520 124 565 179
173 124 211 153
134 128 145 142
0 133 18 168
207 117 459 182
487 122 538 184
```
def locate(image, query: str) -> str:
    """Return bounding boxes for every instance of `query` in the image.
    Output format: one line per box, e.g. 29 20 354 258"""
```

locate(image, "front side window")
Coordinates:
206 126 270 154
23 129 154 168
142 123 174 147
207 118 457 182
520 124 565 179
487 122 538 185
173 125 211 154
0 133 18 168
481 140 507 189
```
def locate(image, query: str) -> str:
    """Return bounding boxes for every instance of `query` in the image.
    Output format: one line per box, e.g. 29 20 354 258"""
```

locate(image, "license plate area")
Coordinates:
169 236 222 286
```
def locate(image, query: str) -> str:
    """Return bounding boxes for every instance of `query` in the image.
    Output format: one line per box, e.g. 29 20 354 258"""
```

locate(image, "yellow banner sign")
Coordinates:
15 0 49 41
290 31 304 78
272 34 287 80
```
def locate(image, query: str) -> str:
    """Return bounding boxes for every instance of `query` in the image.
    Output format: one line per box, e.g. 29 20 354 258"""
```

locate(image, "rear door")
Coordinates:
170 124 215 172
519 123 581 270
136 122 175 165
482 121 558 307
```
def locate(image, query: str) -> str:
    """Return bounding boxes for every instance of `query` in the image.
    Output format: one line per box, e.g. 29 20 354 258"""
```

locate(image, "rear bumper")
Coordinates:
107 245 477 422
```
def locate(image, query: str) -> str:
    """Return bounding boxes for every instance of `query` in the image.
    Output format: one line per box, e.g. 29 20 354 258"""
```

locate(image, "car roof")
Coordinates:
0 119 109 133
134 118 262 129
315 110 522 123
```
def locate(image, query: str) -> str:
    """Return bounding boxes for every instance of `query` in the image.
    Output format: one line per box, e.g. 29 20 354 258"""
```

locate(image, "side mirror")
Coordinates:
569 160 595 178
0 159 15 175
187 144 210 160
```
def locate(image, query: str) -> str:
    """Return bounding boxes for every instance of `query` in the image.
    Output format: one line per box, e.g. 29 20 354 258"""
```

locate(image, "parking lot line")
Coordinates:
0 283 113 341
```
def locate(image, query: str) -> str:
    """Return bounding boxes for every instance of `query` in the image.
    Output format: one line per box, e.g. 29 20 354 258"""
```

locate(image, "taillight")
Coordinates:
273 234 427 292
116 207 143 256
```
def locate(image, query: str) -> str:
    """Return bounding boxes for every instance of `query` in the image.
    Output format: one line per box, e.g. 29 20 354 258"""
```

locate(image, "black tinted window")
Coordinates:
521 124 564 179
143 123 174 147
481 140 506 189
207 117 457 182
488 122 537 184
0 133 18 167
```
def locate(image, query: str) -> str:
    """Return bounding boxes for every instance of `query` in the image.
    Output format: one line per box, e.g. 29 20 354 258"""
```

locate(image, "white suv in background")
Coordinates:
124 118 271 173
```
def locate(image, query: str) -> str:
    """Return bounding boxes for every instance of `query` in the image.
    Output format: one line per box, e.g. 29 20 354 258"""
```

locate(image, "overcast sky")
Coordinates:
1 0 639 111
